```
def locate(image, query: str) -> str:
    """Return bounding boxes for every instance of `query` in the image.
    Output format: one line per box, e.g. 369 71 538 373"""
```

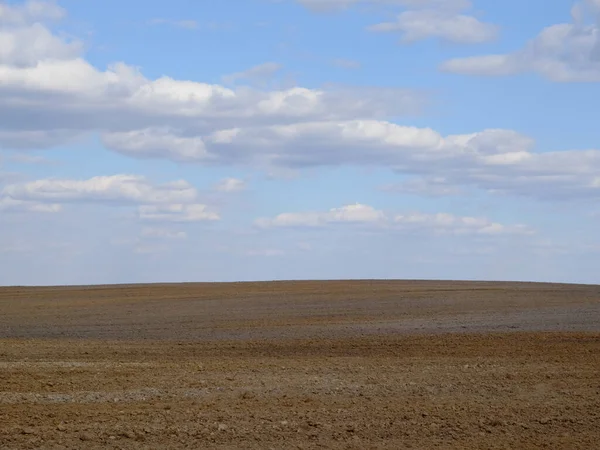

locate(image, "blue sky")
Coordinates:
1 0 599 285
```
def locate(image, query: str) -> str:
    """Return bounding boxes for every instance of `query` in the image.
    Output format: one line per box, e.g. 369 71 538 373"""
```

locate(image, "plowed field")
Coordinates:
1 280 599 449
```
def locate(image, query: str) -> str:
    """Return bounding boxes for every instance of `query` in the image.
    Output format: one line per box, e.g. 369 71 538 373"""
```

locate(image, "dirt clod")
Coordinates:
79 432 94 441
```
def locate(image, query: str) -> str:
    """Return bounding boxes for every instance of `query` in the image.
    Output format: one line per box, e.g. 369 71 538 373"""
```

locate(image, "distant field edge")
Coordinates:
1 278 598 290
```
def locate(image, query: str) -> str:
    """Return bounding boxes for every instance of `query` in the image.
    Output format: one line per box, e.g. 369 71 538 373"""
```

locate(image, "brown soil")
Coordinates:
1 280 599 449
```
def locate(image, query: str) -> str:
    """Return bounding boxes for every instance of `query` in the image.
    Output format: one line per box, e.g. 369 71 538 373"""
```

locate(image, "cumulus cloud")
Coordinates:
298 0 495 44
440 0 600 81
221 62 283 85
0 196 61 213
255 202 532 235
0 0 65 25
140 227 187 239
2 175 198 204
368 9 497 44
393 212 532 236
0 23 82 67
213 178 246 193
255 203 389 228
381 177 463 196
101 129 212 162
138 204 220 222
295 0 470 13
0 174 219 222
1 1 598 205
0 7 424 152
295 0 362 11
115 121 600 201
0 62 421 150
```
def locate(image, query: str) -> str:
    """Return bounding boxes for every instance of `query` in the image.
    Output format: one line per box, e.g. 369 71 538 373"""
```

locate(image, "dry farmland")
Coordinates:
1 280 599 449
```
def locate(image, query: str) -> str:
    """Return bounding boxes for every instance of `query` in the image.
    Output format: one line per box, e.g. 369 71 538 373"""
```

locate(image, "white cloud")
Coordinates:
0 57 422 151
101 129 212 162
140 227 187 239
1 1 599 286
368 9 498 44
221 62 283 84
381 177 463 196
0 196 61 213
0 6 425 154
1 0 598 207
122 121 600 201
295 0 358 11
295 0 471 13
138 204 220 222
393 212 532 236
255 203 388 228
255 203 532 236
0 174 219 222
213 177 246 193
0 23 82 67
300 0 495 45
440 1 600 81
2 175 198 205
0 0 65 25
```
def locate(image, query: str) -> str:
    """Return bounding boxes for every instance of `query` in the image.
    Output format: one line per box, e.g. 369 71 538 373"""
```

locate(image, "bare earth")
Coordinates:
1 280 599 449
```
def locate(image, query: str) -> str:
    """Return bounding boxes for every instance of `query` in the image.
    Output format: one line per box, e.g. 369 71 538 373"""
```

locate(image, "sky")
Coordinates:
1 0 599 286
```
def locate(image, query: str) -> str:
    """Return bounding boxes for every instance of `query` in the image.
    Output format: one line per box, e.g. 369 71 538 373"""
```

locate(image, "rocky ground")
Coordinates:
1 280 599 449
